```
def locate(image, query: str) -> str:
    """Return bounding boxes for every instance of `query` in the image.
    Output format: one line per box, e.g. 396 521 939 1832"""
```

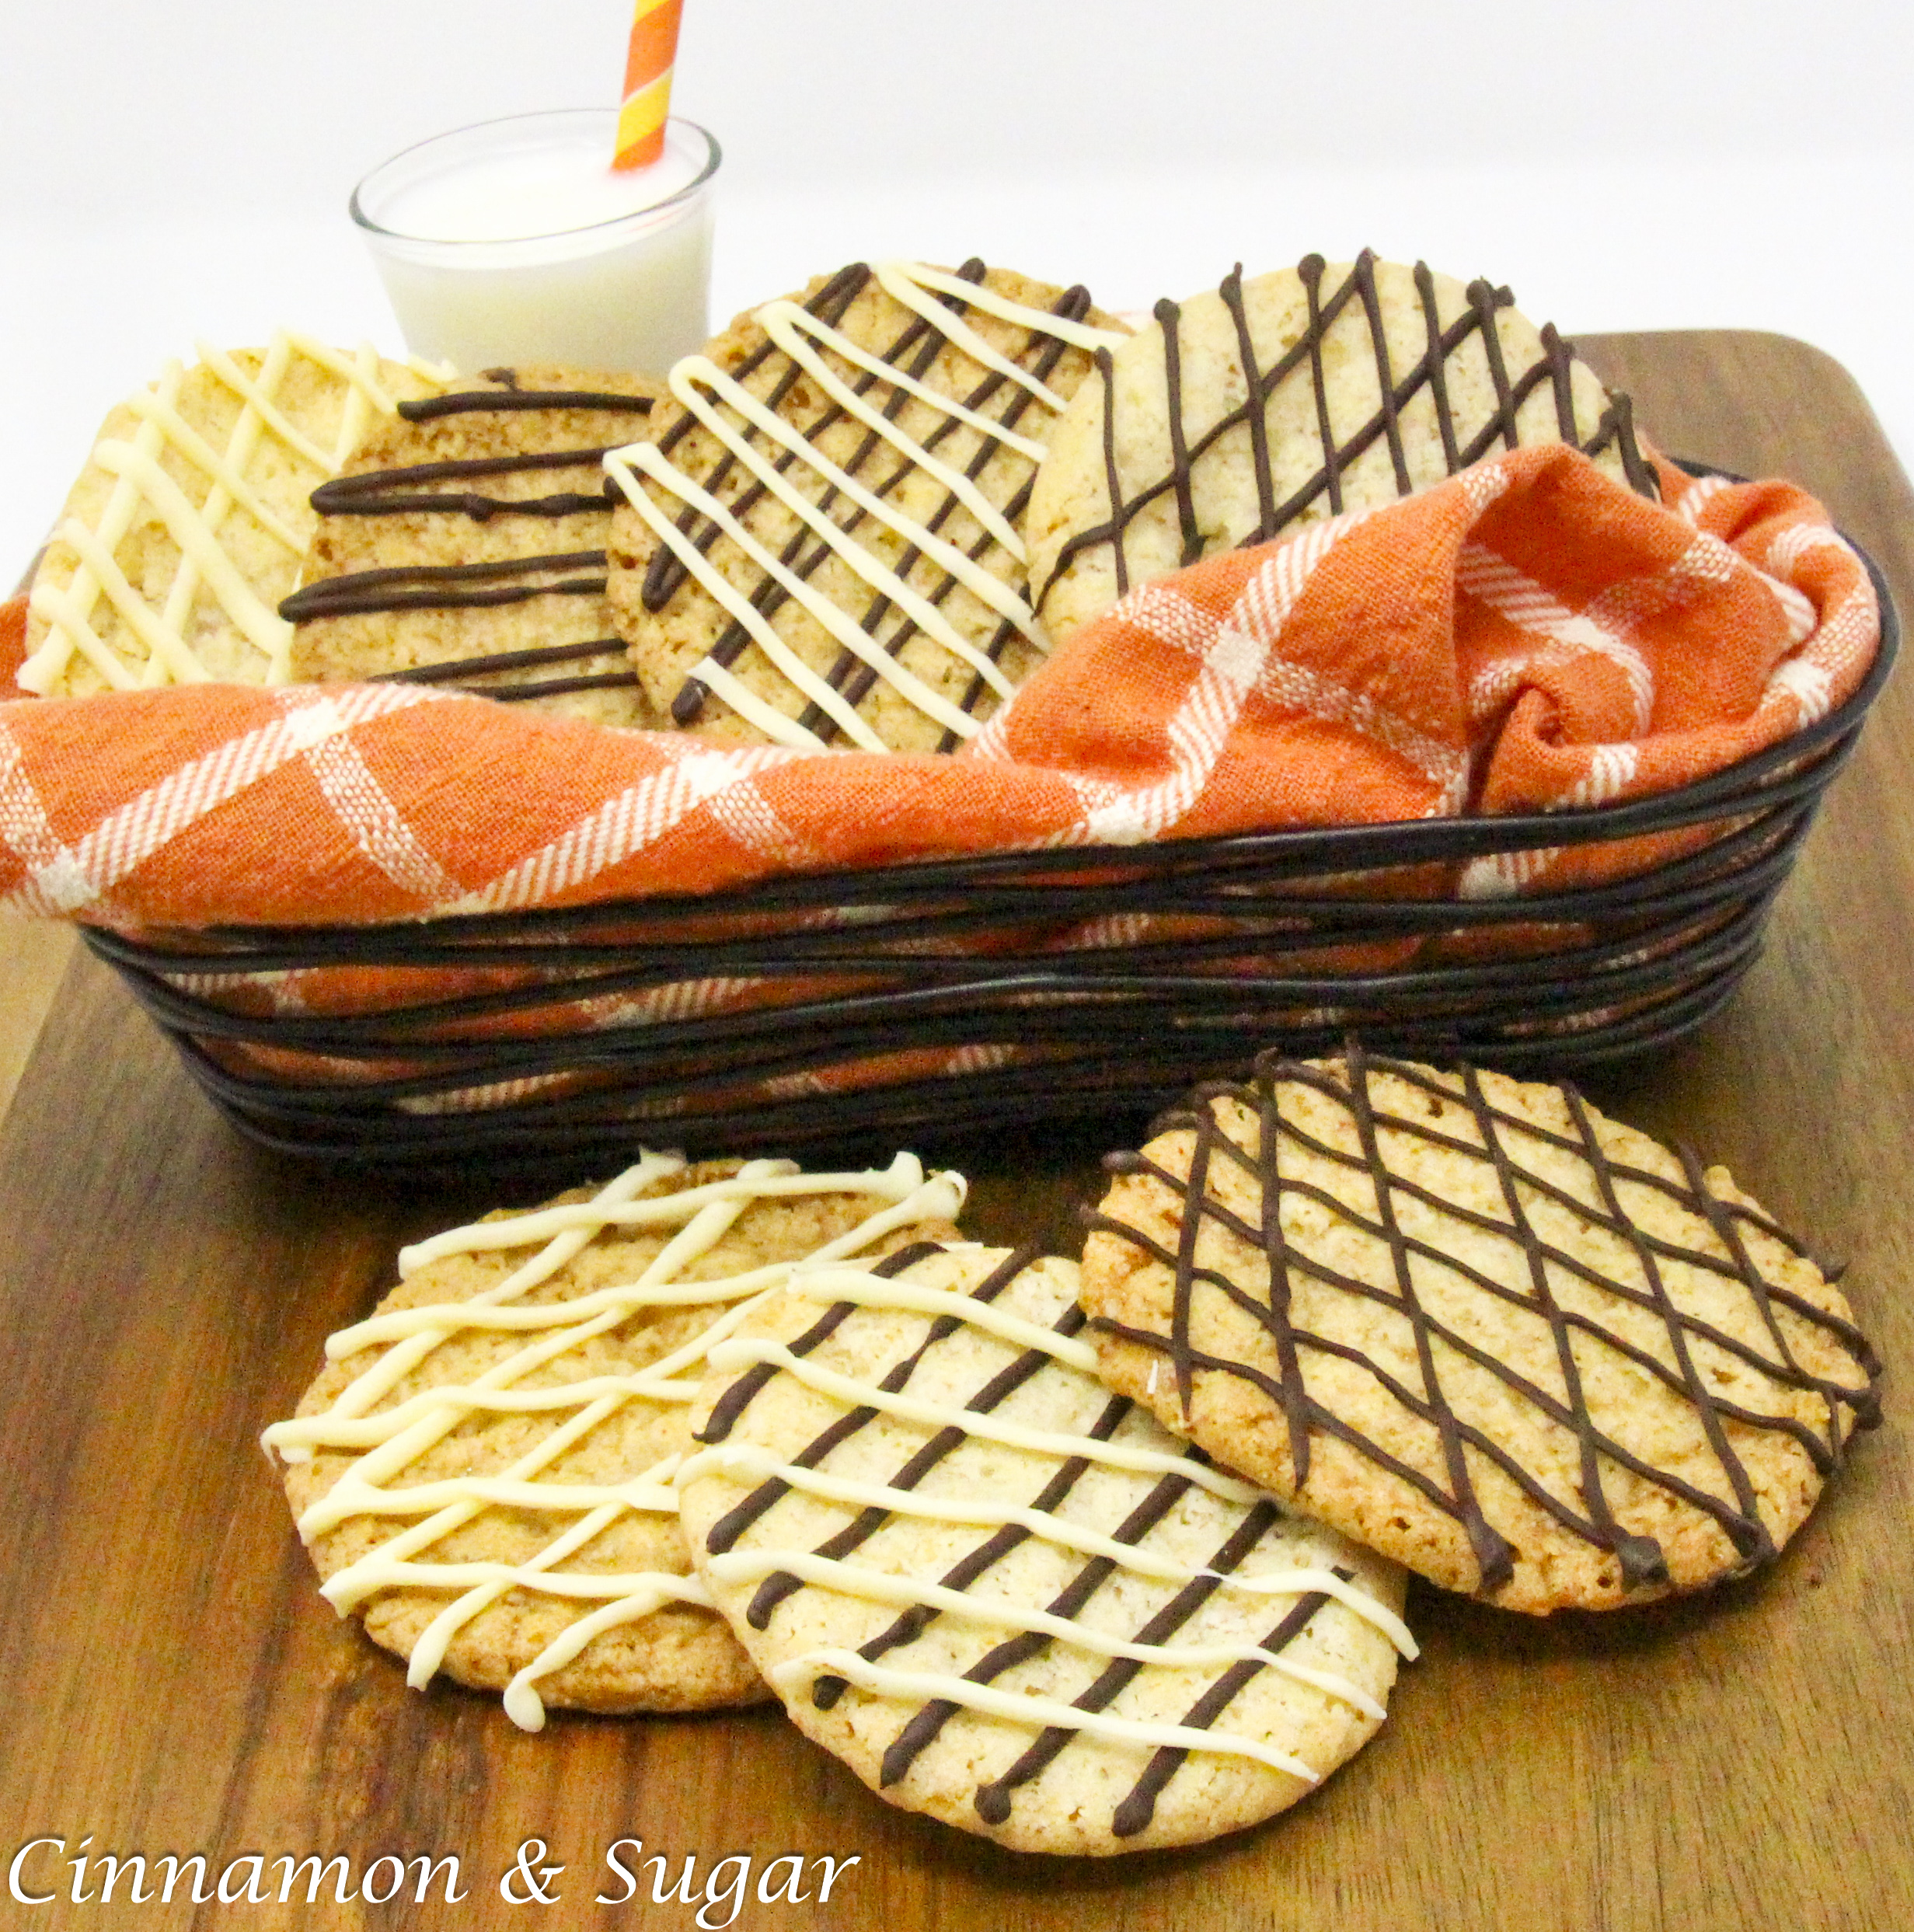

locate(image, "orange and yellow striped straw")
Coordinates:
614 0 685 172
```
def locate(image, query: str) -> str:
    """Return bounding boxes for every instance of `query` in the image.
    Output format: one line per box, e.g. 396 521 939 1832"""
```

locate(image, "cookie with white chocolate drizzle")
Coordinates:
19 333 452 696
604 260 1128 753
263 1150 964 1726
1027 253 1657 644
283 364 667 727
678 1242 1411 1854
1079 1045 1881 1614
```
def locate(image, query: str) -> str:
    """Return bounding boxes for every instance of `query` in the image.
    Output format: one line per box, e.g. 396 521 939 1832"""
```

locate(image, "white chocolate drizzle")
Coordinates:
603 260 1128 752
262 1149 966 1731
20 331 453 696
688 1249 1414 1824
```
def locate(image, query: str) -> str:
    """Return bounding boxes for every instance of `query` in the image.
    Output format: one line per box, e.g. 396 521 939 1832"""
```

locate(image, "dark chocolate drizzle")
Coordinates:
1152 302 1203 567
697 1242 1363 1839
280 551 608 622
362 636 643 702
1084 1041 1881 1599
631 259 1099 748
311 448 620 523
288 377 655 705
397 379 655 422
1032 249 1659 616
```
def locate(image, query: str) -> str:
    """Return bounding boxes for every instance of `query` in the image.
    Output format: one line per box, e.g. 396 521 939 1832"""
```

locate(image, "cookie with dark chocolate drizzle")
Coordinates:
283 364 667 727
1079 1044 1881 1614
1027 252 1657 644
678 1241 1411 1855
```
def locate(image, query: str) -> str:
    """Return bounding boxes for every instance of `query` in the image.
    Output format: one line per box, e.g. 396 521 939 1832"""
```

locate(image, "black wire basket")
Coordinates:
82 536 1898 1180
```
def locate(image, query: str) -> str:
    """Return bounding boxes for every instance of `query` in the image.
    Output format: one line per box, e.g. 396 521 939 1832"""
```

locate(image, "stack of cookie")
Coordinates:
266 1047 1878 1857
600 249 1655 752
20 256 1134 742
24 250 1655 759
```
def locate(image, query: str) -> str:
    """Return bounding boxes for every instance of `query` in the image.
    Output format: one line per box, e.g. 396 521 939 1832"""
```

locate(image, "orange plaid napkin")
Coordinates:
0 445 1879 930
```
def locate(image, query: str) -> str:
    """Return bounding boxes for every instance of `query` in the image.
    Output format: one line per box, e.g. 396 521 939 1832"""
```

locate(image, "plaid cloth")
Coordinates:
0 445 1878 931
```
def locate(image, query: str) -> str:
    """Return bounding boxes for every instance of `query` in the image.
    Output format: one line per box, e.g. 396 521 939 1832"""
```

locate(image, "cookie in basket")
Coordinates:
1079 1044 1881 1615
1027 252 1658 644
18 332 452 696
262 1149 966 1726
603 258 1128 753
283 365 668 728
678 1241 1413 1854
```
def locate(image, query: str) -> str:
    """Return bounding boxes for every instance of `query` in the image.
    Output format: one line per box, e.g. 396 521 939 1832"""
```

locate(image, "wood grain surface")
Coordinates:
1 330 1909 1930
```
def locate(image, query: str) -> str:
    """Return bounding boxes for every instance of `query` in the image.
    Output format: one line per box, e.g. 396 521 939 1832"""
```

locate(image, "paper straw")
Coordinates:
614 0 685 172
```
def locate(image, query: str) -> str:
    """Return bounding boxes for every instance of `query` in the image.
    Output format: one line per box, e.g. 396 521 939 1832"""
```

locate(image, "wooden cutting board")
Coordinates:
1 329 1909 1930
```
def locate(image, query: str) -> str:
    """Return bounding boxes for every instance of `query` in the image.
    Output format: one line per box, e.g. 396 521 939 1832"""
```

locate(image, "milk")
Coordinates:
353 110 719 377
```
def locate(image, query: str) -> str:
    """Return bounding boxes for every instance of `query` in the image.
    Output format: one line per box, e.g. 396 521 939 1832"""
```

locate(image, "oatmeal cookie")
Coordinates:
680 1241 1410 1852
1027 253 1654 643
284 364 667 727
605 259 1126 752
264 1149 965 1725
20 334 450 695
1079 1045 1880 1613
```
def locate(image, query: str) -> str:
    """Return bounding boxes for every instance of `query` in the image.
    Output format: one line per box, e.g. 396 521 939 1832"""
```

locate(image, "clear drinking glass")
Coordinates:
350 109 720 377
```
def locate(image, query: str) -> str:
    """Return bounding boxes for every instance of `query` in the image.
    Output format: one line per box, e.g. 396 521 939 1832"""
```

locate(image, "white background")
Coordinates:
3 0 1911 579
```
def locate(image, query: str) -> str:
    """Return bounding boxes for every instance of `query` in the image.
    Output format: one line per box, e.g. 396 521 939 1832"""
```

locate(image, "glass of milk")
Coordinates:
351 109 720 376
